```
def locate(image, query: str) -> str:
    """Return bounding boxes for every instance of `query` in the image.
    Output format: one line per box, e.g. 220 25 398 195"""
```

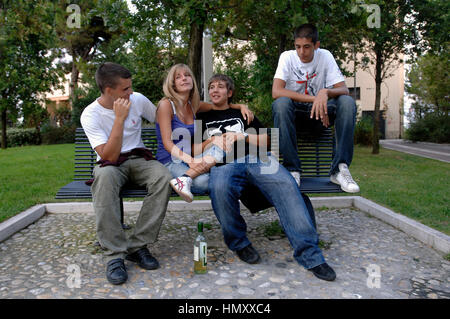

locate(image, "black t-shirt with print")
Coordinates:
196 108 266 164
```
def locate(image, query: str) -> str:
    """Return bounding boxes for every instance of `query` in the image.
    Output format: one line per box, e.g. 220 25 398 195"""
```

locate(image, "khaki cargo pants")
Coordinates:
91 156 172 261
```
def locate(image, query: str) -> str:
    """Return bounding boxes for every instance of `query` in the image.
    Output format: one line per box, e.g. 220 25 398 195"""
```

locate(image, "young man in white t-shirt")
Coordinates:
80 62 172 285
272 24 360 193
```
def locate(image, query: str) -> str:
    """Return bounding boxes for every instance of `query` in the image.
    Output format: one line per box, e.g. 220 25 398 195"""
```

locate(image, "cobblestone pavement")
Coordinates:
0 206 449 299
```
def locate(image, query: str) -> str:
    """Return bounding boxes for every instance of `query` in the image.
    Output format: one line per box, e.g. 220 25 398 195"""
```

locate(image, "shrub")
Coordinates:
71 88 99 126
6 128 40 147
406 114 450 143
250 93 274 128
354 115 373 146
40 124 76 144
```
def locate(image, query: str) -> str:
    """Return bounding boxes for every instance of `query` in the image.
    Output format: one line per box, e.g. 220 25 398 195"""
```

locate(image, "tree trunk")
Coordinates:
188 18 205 99
278 33 287 58
372 48 382 154
1 108 7 149
69 59 79 108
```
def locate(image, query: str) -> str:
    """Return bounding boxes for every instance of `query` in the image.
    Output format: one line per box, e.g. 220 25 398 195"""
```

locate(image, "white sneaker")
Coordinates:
330 163 360 193
290 171 301 187
169 176 193 203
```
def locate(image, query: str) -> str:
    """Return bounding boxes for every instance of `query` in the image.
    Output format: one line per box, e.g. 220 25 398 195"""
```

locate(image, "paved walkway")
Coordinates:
0 204 449 299
380 139 450 163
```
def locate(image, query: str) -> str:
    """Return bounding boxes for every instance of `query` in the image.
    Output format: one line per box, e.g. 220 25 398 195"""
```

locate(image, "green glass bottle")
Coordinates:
193 222 207 274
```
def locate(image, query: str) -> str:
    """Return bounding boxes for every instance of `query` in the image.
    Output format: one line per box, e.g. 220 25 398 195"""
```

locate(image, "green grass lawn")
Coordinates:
0 144 449 235
312 145 449 235
353 145 450 234
0 144 74 222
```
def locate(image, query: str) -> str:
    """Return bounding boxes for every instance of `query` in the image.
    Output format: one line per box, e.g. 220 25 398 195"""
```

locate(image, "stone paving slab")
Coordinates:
0 205 449 299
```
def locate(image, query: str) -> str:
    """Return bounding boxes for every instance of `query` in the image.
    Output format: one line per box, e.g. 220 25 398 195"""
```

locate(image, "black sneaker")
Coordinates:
106 258 128 285
126 247 160 270
236 244 261 264
308 263 336 281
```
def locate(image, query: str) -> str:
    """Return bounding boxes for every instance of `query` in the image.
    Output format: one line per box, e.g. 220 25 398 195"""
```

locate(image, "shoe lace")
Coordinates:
341 169 356 184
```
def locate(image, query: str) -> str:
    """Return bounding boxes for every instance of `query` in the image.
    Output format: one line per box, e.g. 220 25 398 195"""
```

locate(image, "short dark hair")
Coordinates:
294 24 319 44
208 74 235 103
95 62 132 93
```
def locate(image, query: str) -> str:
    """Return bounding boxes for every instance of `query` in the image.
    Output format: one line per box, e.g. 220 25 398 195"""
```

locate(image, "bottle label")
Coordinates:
194 246 199 261
200 242 207 265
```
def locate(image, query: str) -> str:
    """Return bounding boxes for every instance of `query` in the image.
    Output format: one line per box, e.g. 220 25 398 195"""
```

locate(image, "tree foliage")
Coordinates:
130 0 242 99
351 0 419 153
0 0 63 148
54 0 130 104
406 53 449 118
409 0 450 55
208 0 364 126
2 0 448 148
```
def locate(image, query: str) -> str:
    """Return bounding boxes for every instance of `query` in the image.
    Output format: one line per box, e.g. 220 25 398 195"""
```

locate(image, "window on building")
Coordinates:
348 87 360 100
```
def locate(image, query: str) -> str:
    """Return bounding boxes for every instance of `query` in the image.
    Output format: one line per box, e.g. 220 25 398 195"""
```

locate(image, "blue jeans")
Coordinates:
208 154 326 270
272 95 356 174
164 145 227 194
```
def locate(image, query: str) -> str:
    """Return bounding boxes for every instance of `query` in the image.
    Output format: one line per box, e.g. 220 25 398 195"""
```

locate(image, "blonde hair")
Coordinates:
160 63 200 114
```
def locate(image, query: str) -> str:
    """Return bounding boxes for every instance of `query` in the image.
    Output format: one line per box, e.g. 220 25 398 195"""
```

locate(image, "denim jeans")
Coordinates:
208 154 326 270
272 95 356 174
164 145 227 194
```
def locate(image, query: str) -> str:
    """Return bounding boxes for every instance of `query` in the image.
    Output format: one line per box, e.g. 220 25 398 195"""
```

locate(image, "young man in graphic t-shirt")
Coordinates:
272 23 360 193
196 74 337 282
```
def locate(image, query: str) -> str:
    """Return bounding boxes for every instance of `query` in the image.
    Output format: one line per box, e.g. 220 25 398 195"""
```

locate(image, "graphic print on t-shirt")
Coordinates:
292 67 318 96
205 118 245 138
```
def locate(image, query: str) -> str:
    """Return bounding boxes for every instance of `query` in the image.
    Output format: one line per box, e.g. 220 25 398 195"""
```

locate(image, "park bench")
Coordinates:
55 124 342 224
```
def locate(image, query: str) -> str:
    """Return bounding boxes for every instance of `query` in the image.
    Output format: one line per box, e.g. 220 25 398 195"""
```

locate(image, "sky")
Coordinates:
126 0 137 13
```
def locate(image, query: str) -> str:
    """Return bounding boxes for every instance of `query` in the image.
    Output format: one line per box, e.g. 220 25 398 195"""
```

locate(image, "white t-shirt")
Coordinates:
80 92 156 161
274 48 345 96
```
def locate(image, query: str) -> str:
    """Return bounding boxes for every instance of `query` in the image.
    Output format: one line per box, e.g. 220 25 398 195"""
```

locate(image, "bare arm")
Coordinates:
272 78 315 103
310 81 349 127
94 98 130 162
191 135 225 156
198 101 254 124
323 81 350 98
156 99 193 164
222 132 270 150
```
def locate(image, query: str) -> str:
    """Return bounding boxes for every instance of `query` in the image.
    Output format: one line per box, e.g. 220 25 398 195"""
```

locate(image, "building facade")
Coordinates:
343 53 405 139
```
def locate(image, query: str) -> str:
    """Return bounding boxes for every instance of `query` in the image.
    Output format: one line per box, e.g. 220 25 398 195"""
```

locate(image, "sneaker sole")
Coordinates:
107 275 128 285
236 248 261 264
310 271 336 281
341 186 360 193
169 181 193 203
237 254 261 264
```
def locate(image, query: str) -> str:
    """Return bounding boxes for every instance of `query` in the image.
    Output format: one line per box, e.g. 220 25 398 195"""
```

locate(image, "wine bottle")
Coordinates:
193 221 207 274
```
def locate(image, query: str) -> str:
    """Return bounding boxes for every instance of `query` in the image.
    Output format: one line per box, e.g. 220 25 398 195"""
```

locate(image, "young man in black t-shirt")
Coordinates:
196 74 336 282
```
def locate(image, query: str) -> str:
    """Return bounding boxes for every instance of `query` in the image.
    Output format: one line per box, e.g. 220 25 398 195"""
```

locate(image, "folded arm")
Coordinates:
272 78 315 103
